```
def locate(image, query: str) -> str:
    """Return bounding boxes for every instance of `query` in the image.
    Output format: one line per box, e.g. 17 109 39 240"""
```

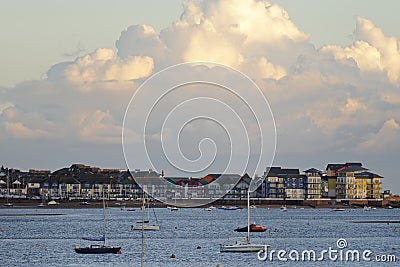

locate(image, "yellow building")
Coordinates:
355 172 383 199
326 163 383 200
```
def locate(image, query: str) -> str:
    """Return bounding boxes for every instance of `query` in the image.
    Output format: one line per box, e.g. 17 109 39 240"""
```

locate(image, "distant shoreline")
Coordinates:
0 198 397 209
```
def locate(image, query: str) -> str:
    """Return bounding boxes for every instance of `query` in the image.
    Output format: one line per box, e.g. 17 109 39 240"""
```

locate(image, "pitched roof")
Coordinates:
130 169 161 178
326 162 363 171
267 167 300 175
304 168 322 173
355 171 383 179
338 165 368 173
326 164 346 171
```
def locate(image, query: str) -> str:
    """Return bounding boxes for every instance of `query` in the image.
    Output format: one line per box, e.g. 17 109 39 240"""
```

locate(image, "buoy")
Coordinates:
170 254 176 258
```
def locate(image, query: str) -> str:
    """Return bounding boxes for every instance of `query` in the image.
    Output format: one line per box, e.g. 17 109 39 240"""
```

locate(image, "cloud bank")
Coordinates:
0 0 399 192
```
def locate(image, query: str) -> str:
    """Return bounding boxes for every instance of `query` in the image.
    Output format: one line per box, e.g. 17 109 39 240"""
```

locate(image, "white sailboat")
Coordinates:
131 197 160 231
220 190 268 253
2 168 13 207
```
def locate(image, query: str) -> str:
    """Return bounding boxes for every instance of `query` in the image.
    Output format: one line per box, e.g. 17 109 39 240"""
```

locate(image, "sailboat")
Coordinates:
131 197 160 231
74 188 121 254
2 168 13 207
220 190 268 253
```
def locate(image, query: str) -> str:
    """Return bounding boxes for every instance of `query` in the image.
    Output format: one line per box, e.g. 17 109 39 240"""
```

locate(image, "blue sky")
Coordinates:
0 0 399 194
2 0 399 87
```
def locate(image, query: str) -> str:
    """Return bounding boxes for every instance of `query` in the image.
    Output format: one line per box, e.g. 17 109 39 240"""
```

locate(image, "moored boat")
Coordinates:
75 244 121 254
220 190 269 253
218 206 240 210
220 240 267 253
234 223 267 232
332 208 345 212
74 188 121 254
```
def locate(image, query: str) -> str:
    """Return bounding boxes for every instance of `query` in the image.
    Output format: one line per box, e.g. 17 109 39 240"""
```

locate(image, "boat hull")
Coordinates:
74 246 121 254
234 224 266 232
131 225 160 231
220 242 267 253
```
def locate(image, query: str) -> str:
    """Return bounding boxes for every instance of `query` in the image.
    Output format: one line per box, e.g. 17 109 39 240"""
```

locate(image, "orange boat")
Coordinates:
234 223 267 232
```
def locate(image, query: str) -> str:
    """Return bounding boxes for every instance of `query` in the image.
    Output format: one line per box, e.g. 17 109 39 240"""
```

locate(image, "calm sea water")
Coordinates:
0 207 399 266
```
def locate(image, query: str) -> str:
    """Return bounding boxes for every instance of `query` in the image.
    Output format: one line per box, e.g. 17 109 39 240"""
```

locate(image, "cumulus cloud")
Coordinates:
358 118 400 152
4 122 48 139
79 110 122 143
1 107 58 140
321 16 400 86
341 98 367 114
63 48 154 90
116 0 309 78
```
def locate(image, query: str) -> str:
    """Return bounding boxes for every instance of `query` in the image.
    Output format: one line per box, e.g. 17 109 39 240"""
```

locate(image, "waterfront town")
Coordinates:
0 162 398 208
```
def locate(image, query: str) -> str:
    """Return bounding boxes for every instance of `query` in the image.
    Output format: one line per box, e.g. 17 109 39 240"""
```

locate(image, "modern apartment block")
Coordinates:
326 163 383 200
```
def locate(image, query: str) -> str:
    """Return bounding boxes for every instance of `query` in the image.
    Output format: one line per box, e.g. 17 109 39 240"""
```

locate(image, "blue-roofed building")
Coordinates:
262 167 306 199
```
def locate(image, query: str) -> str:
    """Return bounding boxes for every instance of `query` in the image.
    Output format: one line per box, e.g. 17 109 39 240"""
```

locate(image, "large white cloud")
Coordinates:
116 0 310 79
321 16 400 86
63 48 154 90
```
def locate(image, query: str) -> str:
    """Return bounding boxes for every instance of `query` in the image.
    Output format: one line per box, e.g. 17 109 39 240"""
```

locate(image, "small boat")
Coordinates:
219 206 240 210
386 206 393 209
75 244 121 254
48 200 59 205
204 207 213 211
332 208 345 212
132 198 160 231
280 206 287 212
74 189 121 254
363 206 371 211
168 206 179 211
220 240 267 253
234 223 267 232
220 190 269 253
37 203 45 208
131 225 160 231
2 170 13 207
80 201 90 206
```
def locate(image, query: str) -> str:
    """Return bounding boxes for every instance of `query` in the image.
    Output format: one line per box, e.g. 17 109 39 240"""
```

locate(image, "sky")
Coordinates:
1 0 400 194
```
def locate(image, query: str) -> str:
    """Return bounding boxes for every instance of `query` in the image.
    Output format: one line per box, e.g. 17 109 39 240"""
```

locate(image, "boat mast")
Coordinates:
141 192 145 267
102 186 106 246
6 169 9 204
247 190 250 242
